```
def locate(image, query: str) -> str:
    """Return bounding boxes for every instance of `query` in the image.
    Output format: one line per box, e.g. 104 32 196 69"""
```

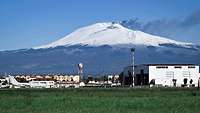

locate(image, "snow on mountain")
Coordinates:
35 22 192 49
1 22 200 74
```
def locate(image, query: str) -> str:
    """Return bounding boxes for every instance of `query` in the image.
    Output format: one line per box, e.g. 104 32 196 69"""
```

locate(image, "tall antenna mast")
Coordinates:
131 30 136 87
131 48 135 87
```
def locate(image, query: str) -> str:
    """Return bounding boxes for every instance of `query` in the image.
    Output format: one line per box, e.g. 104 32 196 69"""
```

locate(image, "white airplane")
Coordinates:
6 75 30 88
0 77 9 88
7 75 55 88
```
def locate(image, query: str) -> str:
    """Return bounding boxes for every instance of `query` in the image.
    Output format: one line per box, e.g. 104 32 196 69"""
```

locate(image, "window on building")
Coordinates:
188 66 195 68
182 71 190 77
166 71 174 77
156 66 168 69
174 66 182 69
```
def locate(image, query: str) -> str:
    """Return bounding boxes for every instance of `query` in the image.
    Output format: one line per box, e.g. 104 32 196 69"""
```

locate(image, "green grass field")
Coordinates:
0 88 200 113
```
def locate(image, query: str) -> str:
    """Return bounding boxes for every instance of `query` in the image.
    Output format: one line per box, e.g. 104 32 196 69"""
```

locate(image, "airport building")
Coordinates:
122 64 200 87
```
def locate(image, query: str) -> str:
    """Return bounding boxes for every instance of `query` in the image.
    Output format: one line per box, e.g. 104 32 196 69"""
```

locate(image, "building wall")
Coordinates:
149 65 199 87
53 75 80 83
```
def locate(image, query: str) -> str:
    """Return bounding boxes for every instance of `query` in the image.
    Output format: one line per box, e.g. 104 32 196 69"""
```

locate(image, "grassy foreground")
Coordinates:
0 88 200 113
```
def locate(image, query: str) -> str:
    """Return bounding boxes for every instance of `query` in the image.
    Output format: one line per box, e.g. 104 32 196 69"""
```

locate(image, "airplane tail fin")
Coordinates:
8 75 20 85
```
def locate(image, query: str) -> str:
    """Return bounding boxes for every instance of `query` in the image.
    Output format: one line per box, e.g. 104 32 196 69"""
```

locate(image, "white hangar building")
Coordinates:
123 64 200 87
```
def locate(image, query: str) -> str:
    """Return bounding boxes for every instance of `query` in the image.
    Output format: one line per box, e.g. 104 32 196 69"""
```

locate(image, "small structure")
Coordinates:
78 63 84 82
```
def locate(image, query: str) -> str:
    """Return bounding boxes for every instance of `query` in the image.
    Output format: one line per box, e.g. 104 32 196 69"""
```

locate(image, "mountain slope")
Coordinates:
0 22 200 74
35 23 193 49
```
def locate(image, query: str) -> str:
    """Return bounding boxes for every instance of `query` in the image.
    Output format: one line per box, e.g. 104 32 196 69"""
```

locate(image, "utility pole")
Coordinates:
131 48 135 87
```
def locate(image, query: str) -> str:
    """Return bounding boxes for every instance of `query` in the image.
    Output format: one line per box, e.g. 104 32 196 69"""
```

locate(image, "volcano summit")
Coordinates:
0 22 200 74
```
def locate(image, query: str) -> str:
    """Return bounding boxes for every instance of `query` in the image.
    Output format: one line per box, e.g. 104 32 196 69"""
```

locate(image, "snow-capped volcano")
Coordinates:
36 22 192 49
0 22 199 74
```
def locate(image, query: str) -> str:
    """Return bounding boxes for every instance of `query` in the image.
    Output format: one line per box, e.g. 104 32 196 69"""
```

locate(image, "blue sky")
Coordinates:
0 0 200 50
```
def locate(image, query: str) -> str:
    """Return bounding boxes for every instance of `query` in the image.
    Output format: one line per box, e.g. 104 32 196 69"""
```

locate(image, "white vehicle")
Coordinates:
7 75 55 88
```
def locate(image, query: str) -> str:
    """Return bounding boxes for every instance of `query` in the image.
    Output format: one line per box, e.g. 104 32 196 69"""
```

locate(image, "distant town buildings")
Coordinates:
0 63 200 88
15 74 80 83
0 73 121 88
